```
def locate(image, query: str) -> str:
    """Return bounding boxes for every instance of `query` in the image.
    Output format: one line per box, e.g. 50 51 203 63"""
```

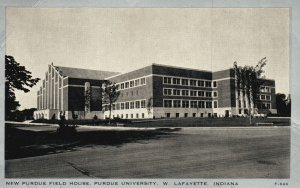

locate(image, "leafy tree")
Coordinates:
276 93 291 117
5 55 40 120
234 57 267 122
102 80 120 124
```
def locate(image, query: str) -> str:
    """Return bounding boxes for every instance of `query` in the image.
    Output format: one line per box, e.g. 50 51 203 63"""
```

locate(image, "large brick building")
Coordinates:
34 63 277 120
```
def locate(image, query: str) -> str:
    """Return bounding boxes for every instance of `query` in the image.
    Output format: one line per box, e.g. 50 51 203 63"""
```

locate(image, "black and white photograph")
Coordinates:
1 1 299 187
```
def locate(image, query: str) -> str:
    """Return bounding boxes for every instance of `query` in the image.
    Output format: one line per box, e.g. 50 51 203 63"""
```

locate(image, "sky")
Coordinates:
6 8 289 110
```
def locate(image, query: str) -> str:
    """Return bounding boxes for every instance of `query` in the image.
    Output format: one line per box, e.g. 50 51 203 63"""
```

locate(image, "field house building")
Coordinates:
34 63 277 120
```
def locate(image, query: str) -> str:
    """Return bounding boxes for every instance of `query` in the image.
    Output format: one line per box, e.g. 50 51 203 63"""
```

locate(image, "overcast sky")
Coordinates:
6 8 289 110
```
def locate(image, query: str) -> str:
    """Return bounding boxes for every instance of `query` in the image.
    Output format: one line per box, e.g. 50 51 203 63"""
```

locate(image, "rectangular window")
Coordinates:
198 80 204 87
125 102 129 109
173 78 180 85
121 103 125 110
141 100 146 108
130 101 134 109
116 103 120 110
191 101 198 108
164 77 172 84
182 100 189 108
261 95 266 100
198 101 205 108
164 88 172 95
141 78 146 85
125 82 129 88
205 81 211 87
173 100 181 108
190 90 197 96
213 81 217 87
130 81 134 87
142 113 145 118
136 113 139 118
121 83 125 89
131 114 133 119
135 101 140 108
266 87 271 92
193 113 196 117
213 91 218 97
184 113 188 118
190 80 197 86
206 92 212 97
198 91 204 97
164 100 172 107
126 114 128 119
182 90 189 96
135 79 140 86
206 101 212 108
173 89 181 96
112 104 116 110
266 95 271 100
266 103 271 109
182 79 189 85
214 101 218 108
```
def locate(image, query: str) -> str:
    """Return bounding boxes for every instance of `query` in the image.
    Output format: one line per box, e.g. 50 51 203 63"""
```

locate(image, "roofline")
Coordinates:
105 63 213 80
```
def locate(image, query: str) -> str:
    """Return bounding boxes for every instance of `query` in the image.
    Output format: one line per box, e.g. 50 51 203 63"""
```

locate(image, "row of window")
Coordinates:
163 77 217 88
164 88 217 98
260 86 271 93
116 77 146 90
105 113 145 119
164 99 218 108
104 99 147 111
260 94 271 101
257 102 272 109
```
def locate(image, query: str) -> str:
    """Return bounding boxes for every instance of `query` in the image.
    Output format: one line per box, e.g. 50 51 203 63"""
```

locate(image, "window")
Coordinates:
131 114 133 119
121 114 123 118
135 101 140 108
190 80 197 86
206 92 212 97
182 79 189 85
193 113 196 117
190 90 197 96
125 82 129 88
126 114 128 119
164 88 172 95
191 101 198 108
205 81 211 87
214 101 218 108
266 103 271 109
184 113 188 118
121 103 125 110
164 100 172 107
206 101 212 108
130 102 134 109
166 113 171 118
136 113 139 118
173 78 180 85
213 91 218 97
141 78 146 85
173 89 181 96
198 80 204 87
213 81 217 87
198 91 205 97
173 100 181 108
265 87 271 92
121 83 124 89
130 81 134 87
266 95 271 100
142 113 145 118
182 90 189 96
164 77 172 84
261 95 266 100
182 100 189 108
198 101 205 108
176 113 180 118
125 102 129 109
116 103 120 110
141 100 146 108
135 79 140 86
112 104 116 110
116 84 119 90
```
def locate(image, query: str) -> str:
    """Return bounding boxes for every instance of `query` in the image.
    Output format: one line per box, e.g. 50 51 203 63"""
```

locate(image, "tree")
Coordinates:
102 80 120 124
5 55 40 120
276 93 291 117
234 57 267 123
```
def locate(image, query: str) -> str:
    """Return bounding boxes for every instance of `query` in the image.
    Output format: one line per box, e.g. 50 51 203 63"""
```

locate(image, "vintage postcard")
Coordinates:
1 0 299 188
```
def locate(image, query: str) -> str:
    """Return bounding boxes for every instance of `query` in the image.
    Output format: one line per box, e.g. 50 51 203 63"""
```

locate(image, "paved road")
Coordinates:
5 126 290 178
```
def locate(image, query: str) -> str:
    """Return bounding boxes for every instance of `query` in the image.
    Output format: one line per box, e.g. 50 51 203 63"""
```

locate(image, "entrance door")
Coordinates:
225 110 229 117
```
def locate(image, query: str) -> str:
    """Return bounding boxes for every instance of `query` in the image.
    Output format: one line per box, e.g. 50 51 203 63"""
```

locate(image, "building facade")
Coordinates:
34 63 118 120
34 63 277 120
103 64 277 119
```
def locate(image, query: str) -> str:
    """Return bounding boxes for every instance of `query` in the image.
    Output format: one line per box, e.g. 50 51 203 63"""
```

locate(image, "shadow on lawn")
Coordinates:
5 126 181 160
